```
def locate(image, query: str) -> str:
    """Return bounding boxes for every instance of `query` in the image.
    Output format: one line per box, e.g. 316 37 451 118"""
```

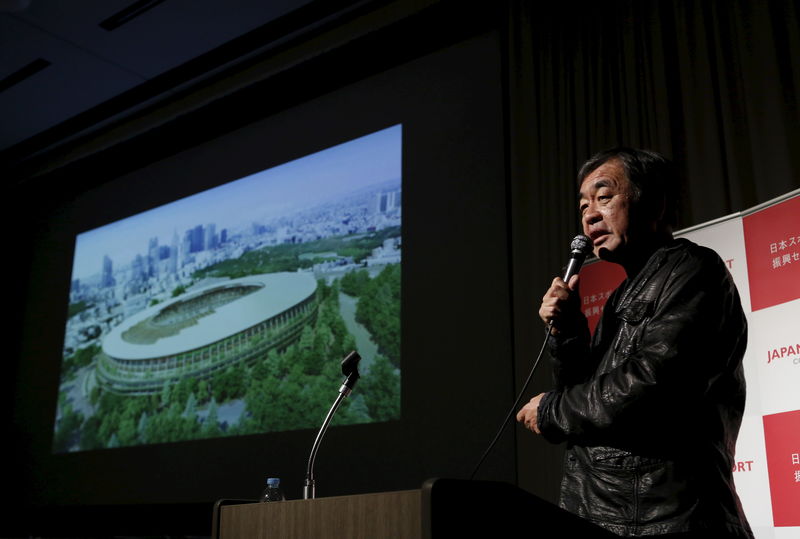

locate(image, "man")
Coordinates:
516 149 753 538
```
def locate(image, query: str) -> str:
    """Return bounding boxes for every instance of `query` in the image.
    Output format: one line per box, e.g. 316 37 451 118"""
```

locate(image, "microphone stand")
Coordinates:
303 351 361 500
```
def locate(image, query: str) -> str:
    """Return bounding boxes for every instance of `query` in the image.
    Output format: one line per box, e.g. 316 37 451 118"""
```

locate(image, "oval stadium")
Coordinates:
97 272 319 394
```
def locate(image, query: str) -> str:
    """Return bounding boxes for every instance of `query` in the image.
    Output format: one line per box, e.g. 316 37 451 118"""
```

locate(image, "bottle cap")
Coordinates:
267 477 281 487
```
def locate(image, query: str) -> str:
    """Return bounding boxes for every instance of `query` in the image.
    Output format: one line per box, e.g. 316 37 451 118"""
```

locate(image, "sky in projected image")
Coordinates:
54 124 403 453
71 125 402 280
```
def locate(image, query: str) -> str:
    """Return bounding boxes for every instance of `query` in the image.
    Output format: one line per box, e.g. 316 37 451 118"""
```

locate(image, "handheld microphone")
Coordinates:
562 234 592 283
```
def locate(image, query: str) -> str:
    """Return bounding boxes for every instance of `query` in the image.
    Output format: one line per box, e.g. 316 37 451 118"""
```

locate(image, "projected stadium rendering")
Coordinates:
53 125 402 453
98 273 319 395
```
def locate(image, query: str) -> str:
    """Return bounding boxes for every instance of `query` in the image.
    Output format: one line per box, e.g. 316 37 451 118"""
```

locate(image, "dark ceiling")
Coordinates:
0 0 322 156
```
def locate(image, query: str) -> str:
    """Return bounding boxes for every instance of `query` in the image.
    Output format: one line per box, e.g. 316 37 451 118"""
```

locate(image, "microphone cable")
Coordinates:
468 325 551 480
468 234 590 480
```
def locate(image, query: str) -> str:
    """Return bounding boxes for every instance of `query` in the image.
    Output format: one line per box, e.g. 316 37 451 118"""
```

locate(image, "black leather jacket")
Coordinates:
538 239 753 537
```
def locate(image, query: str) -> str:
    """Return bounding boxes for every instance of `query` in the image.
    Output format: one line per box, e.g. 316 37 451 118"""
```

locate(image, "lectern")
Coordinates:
212 478 617 538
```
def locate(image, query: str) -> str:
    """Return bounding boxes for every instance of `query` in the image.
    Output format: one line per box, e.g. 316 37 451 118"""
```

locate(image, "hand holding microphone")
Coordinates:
539 235 591 335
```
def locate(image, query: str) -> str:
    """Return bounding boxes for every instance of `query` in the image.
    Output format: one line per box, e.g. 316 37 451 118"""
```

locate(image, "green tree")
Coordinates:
339 394 371 425
184 392 198 418
160 381 172 407
356 264 400 367
171 284 187 297
80 416 103 451
297 325 326 375
144 401 200 444
359 354 401 422
68 300 91 319
251 355 271 382
138 411 149 443
245 360 327 432
212 365 246 402
202 398 221 438
117 414 137 446
196 379 210 405
61 344 100 380
340 269 370 296
53 404 84 453
173 376 196 408
313 322 334 359
73 344 99 369
98 407 121 448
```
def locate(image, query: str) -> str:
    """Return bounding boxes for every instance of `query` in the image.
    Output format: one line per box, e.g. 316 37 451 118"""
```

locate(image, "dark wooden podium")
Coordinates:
213 478 618 538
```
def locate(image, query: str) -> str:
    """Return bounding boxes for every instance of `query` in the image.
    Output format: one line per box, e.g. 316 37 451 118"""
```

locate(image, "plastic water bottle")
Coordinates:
259 477 286 502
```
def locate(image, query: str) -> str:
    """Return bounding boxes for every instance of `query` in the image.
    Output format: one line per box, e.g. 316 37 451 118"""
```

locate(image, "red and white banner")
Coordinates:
579 190 800 538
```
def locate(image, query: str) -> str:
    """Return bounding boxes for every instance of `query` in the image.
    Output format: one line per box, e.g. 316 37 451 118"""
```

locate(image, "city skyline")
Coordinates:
71 125 402 281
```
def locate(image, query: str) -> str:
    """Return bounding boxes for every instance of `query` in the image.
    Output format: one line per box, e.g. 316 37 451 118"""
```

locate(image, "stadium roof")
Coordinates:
102 272 317 360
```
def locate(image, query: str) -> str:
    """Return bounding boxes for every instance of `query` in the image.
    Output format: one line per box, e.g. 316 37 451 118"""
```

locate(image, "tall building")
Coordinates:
376 188 401 213
191 225 204 252
205 223 217 250
148 237 159 278
131 254 146 281
169 231 179 274
101 255 114 288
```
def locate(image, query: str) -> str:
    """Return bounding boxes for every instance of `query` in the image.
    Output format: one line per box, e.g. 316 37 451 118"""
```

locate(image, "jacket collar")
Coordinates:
615 238 688 312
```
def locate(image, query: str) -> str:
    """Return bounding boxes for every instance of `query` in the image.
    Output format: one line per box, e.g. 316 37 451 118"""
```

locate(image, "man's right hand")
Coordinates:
538 274 581 335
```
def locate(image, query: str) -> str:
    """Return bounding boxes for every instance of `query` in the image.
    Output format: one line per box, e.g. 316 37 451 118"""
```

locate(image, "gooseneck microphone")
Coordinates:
303 351 361 500
469 235 592 480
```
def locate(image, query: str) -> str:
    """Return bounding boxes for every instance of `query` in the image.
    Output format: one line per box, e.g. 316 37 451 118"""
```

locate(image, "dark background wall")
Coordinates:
4 0 799 536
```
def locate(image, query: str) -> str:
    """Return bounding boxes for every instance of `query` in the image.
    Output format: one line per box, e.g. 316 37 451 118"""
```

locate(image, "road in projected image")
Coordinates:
53 125 402 453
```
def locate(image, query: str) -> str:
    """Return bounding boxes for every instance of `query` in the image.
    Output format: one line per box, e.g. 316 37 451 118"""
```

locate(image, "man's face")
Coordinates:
578 159 636 263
